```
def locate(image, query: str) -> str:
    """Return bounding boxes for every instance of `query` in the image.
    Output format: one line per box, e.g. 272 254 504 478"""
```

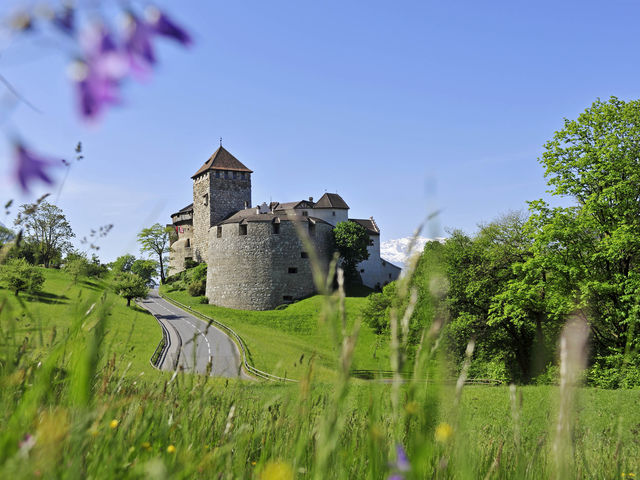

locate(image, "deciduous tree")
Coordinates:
137 224 170 284
112 272 149 307
0 258 45 296
333 221 370 285
14 201 74 267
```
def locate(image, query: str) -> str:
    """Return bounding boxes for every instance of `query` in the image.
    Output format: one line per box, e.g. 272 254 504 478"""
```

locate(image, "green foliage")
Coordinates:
63 257 89 284
0 258 45 296
13 201 74 268
362 282 396 334
333 221 370 284
111 253 136 273
186 263 207 296
112 272 149 306
137 224 170 284
0 224 14 246
131 259 158 286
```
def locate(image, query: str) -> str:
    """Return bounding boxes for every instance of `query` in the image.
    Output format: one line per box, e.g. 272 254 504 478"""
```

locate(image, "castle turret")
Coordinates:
191 146 252 262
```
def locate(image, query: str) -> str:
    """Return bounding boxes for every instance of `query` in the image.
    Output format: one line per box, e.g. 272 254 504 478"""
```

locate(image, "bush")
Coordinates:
0 258 45 296
198 296 209 304
587 354 640 389
188 279 206 297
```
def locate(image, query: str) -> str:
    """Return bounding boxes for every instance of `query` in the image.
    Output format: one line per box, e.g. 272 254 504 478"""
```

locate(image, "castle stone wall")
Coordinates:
206 220 333 310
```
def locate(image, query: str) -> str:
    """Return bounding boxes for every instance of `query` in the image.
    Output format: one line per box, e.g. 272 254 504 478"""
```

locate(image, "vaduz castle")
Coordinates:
169 146 401 310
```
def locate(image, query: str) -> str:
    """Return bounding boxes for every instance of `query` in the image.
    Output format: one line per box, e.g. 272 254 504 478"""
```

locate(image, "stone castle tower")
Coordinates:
190 146 252 262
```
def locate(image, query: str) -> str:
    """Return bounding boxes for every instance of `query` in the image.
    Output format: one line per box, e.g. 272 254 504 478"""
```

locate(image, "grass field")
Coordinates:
160 286 390 380
2 268 639 478
0 267 163 380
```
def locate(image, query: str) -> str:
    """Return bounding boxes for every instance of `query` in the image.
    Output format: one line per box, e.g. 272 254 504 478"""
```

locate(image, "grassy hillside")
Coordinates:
0 267 163 380
2 267 639 478
160 286 390 380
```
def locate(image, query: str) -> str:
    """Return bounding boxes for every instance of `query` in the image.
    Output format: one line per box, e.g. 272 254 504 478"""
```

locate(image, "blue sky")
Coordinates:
1 0 639 261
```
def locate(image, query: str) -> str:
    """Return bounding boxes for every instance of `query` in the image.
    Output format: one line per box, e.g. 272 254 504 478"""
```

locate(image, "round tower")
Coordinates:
206 210 334 310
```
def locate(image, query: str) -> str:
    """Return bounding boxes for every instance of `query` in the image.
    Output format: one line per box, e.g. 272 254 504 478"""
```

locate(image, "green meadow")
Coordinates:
159 286 390 380
1 268 639 479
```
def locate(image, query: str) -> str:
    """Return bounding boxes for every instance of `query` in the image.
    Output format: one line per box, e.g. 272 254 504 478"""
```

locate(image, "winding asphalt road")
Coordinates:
139 290 249 379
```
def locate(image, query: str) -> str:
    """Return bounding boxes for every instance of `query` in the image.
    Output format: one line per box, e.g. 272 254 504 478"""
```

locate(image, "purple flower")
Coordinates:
14 144 59 192
73 25 128 120
387 444 410 480
146 7 192 46
53 6 75 35
124 12 156 74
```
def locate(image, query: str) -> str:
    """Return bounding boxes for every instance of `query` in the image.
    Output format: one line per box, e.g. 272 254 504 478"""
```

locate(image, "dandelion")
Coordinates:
260 460 294 480
435 422 453 443
166 445 176 454
109 419 119 429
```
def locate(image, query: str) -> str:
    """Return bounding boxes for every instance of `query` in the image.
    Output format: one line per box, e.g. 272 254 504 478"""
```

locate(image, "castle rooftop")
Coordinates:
191 146 253 178
218 208 330 226
313 193 349 209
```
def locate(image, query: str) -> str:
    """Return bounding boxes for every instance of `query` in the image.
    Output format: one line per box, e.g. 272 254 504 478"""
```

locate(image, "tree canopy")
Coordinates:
14 201 74 268
0 258 45 296
137 224 170 284
333 221 370 285
112 272 149 307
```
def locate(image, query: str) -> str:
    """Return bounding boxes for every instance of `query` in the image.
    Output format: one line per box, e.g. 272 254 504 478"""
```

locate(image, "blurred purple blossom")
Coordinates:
14 144 59 192
387 444 410 480
73 25 128 120
53 6 75 35
124 12 156 75
146 7 192 46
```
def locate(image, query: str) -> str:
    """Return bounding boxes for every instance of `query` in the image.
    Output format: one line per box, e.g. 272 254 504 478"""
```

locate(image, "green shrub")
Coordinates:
188 279 206 297
0 258 45 296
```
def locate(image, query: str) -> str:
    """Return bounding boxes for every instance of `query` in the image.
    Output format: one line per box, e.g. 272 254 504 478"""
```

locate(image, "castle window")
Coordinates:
388 273 392 279
233 171 237 179
239 224 248 236
272 223 280 234
301 252 308 258
283 295 293 301
332 211 336 216
217 226 222 238
215 171 220 178
302 211 308 216
308 222 315 236
360 269 365 273
240 172 245 179
382 260 386 267
203 193 208 206
369 238 374 246
186 239 190 247
288 267 298 274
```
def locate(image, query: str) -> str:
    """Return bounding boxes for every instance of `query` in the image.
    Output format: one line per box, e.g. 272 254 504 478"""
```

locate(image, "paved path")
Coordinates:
140 290 249 379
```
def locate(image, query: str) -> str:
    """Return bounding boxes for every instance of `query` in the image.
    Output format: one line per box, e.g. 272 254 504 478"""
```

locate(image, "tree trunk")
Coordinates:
159 254 165 284
127 298 131 307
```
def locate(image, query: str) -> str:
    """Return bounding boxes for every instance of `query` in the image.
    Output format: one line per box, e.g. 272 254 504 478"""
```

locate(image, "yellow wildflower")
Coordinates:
405 401 419 415
435 422 453 443
260 460 294 480
109 419 119 429
167 445 176 454
141 442 151 451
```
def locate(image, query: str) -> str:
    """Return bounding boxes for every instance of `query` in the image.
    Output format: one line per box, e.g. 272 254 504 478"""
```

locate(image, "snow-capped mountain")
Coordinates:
380 236 445 268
